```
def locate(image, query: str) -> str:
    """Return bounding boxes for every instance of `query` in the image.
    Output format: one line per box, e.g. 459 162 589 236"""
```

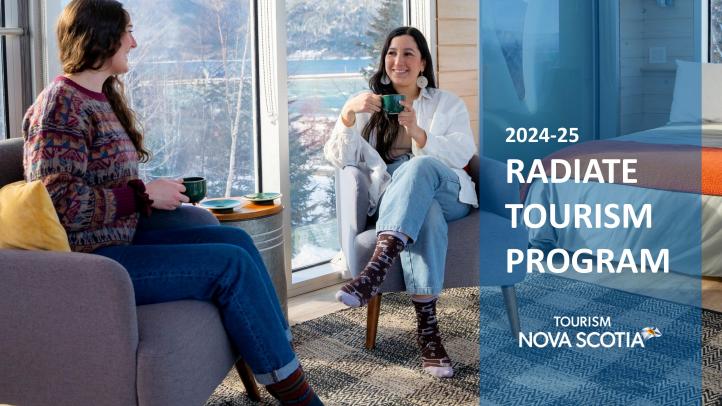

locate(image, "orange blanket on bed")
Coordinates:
703 147 722 196
519 141 722 201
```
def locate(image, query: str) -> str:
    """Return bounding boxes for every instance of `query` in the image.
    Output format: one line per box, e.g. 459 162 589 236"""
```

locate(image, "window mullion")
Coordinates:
42 1 64 84
27 0 43 97
4 0 23 139
409 0 437 72
257 0 292 292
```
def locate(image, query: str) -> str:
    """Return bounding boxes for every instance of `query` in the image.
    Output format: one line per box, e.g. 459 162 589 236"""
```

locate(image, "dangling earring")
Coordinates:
416 74 428 89
381 74 391 85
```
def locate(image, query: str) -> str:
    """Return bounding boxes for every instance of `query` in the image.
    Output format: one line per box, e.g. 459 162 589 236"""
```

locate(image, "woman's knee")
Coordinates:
394 156 441 179
226 226 255 247
214 243 265 279
203 226 256 248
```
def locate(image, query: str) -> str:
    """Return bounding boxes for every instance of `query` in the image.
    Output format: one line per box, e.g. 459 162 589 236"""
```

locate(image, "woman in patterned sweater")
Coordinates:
22 1 322 405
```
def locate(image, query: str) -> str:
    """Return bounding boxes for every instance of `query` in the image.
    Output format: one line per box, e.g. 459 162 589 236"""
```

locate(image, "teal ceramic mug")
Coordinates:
181 177 207 204
381 94 406 115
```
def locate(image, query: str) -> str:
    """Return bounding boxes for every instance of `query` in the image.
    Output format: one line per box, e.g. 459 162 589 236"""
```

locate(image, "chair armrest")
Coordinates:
137 204 220 232
0 249 138 406
335 166 371 274
477 156 520 219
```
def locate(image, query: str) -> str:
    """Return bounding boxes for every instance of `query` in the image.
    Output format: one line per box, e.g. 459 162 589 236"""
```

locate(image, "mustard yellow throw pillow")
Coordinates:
0 180 71 251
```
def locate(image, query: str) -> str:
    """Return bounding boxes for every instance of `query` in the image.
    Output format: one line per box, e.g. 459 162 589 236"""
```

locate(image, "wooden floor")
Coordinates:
703 277 722 312
288 283 348 325
288 276 722 326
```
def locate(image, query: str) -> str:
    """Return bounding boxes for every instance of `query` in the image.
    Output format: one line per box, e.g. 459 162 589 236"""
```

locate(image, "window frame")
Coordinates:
2 0 38 140
282 0 420 273
41 1 62 85
278 0 428 298
707 0 713 62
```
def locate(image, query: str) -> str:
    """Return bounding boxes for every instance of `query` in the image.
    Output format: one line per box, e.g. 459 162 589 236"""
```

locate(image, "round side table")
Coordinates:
204 199 288 319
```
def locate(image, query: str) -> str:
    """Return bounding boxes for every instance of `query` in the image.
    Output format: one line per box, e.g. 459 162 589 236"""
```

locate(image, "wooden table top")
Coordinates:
202 197 283 221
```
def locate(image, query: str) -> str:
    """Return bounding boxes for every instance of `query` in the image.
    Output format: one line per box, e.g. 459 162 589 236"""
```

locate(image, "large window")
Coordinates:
43 0 424 290
124 1 256 197
286 0 406 270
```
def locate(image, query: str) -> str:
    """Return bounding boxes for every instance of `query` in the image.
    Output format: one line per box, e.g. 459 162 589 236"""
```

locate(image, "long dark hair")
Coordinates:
57 0 149 162
362 26 436 163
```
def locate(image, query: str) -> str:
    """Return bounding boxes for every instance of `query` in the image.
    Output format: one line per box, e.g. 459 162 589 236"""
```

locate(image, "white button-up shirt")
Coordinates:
324 87 478 214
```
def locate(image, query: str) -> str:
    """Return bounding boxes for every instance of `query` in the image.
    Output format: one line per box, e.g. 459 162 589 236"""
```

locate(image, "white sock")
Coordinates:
423 365 454 378
334 290 361 308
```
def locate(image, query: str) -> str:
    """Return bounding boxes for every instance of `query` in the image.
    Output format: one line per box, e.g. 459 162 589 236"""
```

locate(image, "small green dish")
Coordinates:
199 198 242 213
241 192 282 205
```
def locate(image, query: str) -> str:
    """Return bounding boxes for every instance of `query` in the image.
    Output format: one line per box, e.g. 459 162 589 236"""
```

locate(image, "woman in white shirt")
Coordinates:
324 27 477 378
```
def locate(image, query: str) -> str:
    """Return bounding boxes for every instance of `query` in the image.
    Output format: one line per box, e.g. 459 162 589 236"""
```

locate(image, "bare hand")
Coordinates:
341 92 382 126
398 99 426 146
146 179 189 210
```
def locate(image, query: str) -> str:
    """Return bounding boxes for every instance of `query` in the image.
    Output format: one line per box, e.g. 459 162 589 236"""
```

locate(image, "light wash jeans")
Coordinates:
94 225 296 385
376 154 471 295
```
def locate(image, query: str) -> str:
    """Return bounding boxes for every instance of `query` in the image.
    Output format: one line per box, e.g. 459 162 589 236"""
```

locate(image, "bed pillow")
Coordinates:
669 60 722 123
0 180 71 252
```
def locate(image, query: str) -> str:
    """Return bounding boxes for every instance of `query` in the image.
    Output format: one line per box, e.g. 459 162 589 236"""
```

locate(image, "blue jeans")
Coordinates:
377 155 471 295
94 225 296 385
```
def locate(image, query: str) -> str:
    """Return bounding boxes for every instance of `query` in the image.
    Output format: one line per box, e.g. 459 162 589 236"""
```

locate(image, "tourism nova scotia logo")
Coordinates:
519 316 662 349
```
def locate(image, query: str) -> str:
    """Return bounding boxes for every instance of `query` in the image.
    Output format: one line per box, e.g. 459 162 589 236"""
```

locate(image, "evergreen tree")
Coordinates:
287 102 335 257
288 112 320 230
357 0 404 79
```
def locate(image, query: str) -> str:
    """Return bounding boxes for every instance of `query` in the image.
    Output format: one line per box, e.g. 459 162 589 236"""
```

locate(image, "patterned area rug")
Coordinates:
207 274 722 405
703 310 722 405
208 287 480 405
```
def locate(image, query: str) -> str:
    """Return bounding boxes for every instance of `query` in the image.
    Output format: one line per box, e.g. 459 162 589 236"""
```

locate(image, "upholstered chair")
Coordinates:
0 137 260 406
335 154 526 349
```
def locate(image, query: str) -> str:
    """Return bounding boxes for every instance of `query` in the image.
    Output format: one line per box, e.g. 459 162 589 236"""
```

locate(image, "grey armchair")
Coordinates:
0 138 260 406
335 155 527 348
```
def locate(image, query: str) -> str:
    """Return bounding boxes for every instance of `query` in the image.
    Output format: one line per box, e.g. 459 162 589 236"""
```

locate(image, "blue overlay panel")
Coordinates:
480 1 703 403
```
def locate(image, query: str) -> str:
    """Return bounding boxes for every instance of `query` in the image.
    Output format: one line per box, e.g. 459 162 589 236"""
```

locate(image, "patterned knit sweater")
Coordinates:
22 76 141 253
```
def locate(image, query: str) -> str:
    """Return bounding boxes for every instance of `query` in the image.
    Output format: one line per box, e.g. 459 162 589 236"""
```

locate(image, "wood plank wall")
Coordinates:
436 0 480 145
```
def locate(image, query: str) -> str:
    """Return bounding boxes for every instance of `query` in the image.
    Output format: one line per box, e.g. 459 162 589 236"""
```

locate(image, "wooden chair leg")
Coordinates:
365 294 382 349
235 358 262 402
501 285 521 339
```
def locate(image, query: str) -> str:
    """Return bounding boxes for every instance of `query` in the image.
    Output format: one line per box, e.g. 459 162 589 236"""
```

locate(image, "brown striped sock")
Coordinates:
335 233 405 308
265 367 323 405
412 297 454 378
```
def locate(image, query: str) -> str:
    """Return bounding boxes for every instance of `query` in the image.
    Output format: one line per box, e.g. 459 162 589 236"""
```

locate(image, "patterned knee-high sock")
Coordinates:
335 233 405 308
265 366 324 406
412 297 454 378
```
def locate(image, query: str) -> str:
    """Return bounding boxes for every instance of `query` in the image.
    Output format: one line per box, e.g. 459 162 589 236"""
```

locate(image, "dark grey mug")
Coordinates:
181 177 207 204
381 94 406 114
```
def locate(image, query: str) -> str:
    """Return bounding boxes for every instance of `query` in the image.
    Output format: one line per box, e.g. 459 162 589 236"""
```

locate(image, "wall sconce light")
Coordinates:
656 0 673 7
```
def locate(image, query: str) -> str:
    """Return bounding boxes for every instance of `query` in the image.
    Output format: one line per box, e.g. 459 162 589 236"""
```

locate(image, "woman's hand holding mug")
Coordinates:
398 99 427 147
146 178 189 210
341 92 382 127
